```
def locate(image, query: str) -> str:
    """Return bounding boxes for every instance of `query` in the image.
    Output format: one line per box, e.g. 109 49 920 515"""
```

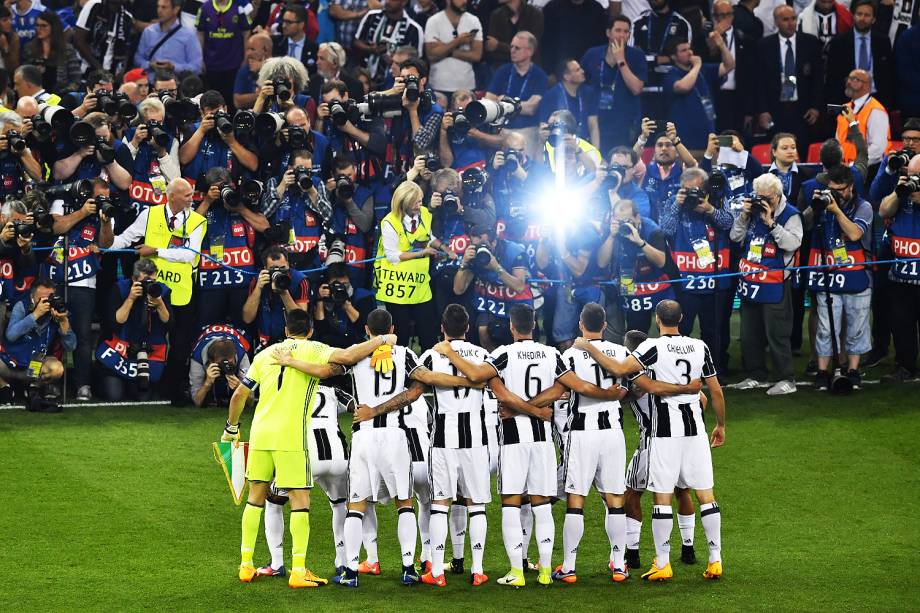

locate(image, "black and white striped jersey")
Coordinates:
562 339 626 431
421 340 488 449
309 385 351 461
631 334 716 438
486 339 571 445
402 397 430 463
349 345 420 432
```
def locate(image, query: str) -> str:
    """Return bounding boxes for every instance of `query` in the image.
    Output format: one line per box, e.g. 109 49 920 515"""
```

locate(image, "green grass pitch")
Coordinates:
2 383 918 612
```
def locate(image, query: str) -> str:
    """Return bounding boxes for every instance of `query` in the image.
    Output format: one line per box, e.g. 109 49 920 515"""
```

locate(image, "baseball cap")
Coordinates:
123 68 148 83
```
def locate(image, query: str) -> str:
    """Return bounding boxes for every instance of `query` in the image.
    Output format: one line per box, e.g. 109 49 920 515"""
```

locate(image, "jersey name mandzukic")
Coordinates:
422 340 488 449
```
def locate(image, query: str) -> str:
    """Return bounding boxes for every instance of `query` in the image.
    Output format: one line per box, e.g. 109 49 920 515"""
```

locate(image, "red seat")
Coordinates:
751 144 772 164
806 142 823 163
640 146 655 165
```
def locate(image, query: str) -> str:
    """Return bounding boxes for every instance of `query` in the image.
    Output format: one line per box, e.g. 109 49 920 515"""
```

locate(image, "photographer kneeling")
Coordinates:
453 225 531 351
95 259 172 401
0 277 74 409
313 262 375 348
189 324 251 408
241 246 309 349
804 166 872 390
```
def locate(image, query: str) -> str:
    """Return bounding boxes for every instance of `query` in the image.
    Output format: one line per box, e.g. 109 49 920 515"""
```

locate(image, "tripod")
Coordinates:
816 216 853 395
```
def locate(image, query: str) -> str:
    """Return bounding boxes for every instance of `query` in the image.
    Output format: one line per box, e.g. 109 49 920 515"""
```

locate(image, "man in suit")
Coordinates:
309 41 365 102
707 0 757 132
825 0 895 107
273 4 319 75
734 0 764 42
755 5 823 147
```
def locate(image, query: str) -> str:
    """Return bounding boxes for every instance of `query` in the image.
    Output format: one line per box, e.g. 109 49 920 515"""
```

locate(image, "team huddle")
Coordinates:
220 299 726 589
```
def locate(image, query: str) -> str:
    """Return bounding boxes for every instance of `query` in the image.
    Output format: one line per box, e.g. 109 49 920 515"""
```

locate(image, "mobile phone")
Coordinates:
717 135 733 147
468 28 479 36
826 104 846 116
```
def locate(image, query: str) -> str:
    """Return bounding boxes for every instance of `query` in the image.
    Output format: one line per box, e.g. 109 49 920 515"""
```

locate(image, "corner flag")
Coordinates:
212 441 249 505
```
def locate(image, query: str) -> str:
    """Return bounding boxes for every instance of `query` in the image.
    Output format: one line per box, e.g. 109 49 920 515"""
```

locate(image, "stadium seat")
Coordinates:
751 144 772 164
641 146 655 165
806 142 822 163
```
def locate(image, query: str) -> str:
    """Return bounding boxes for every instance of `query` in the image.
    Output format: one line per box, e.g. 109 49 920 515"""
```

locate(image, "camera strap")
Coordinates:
148 24 182 62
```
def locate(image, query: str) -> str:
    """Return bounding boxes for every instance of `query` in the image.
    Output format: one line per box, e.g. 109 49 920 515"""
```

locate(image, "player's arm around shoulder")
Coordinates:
633 372 703 396
329 333 398 366
272 342 347 379
572 336 643 377
489 376 551 421
432 339 498 383
704 373 725 448
354 379 425 423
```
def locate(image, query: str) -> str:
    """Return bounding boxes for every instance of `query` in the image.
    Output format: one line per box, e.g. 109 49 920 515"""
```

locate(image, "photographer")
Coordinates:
878 153 920 383
316 80 387 167
95 258 172 401
660 168 734 374
700 132 764 207
71 70 114 119
0 199 39 308
47 178 115 401
597 199 673 335
252 56 315 118
259 106 330 181
439 89 504 171
730 173 803 396
538 109 601 175
490 130 530 219
593 146 651 218
636 118 698 221
313 262 375 348
124 97 180 210
1 277 75 401
870 118 920 205
178 90 258 180
0 111 42 199
189 324 251 408
325 153 375 287
454 224 531 350
241 246 310 348
805 166 873 390
385 58 443 174
195 167 267 330
51 112 132 190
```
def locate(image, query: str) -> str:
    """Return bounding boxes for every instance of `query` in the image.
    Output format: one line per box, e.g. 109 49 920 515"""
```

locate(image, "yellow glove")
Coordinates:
370 344 394 374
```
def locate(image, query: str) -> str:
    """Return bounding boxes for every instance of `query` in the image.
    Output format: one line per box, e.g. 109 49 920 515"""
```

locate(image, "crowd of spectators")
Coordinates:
0 0 918 410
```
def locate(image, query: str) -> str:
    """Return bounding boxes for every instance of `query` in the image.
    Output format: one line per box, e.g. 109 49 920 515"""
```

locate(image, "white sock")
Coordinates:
606 506 626 570
533 502 555 569
330 499 347 568
468 505 487 575
652 505 673 568
561 508 584 573
344 511 364 572
418 500 431 563
678 513 696 547
264 501 285 570
626 517 642 552
449 503 467 560
501 505 523 570
397 507 417 568
700 502 722 563
429 504 449 577
363 504 379 564
520 502 533 562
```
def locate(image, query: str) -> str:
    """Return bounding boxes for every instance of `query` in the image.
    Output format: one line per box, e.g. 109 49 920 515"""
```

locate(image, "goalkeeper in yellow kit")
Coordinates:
221 308 398 588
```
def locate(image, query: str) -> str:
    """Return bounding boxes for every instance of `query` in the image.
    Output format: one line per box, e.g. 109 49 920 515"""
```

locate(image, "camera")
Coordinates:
887 148 915 173
95 89 137 120
404 74 420 102
44 179 94 204
447 111 471 137
94 137 116 165
325 235 346 264
217 359 236 376
811 189 836 216
424 152 441 172
334 174 354 200
28 114 53 141
32 202 53 230
12 220 33 238
272 77 292 102
141 277 162 299
604 164 626 192
212 111 234 135
547 120 572 147
356 92 403 118
47 294 66 312
219 180 263 208
143 120 169 148
749 195 770 216
464 96 521 125
327 280 349 305
896 174 920 198
285 125 307 148
269 266 291 291
135 340 151 390
232 109 255 134
503 149 522 173
328 99 356 127
158 91 198 122
95 195 118 218
254 111 284 138
472 245 493 269
37 103 75 133
441 189 460 215
708 168 726 206
4 129 26 153
617 221 635 238
69 120 95 146
681 186 706 209
293 165 313 191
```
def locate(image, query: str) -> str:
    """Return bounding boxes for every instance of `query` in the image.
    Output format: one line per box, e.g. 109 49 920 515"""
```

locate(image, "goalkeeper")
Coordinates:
221 308 398 588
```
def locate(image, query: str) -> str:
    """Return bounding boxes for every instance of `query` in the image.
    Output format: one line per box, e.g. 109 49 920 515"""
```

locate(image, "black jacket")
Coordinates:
755 32 824 115
824 30 895 108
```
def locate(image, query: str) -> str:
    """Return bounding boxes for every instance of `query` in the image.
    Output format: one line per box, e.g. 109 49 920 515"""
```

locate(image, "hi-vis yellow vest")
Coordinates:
374 207 432 304
143 205 207 306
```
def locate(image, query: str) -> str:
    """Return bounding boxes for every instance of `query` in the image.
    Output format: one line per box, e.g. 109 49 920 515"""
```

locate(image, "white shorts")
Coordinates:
348 428 413 502
429 446 492 504
498 441 557 497
309 427 349 501
646 434 714 494
563 429 626 496
626 433 650 492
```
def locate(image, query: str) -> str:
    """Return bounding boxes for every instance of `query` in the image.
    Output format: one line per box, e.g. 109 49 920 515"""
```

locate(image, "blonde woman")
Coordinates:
374 180 450 347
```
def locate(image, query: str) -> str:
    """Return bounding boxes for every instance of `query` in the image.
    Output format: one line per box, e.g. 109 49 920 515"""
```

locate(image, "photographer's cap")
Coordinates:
124 68 148 84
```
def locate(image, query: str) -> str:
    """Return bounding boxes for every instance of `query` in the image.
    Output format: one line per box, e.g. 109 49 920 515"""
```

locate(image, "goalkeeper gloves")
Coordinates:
370 343 394 374
221 420 240 443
